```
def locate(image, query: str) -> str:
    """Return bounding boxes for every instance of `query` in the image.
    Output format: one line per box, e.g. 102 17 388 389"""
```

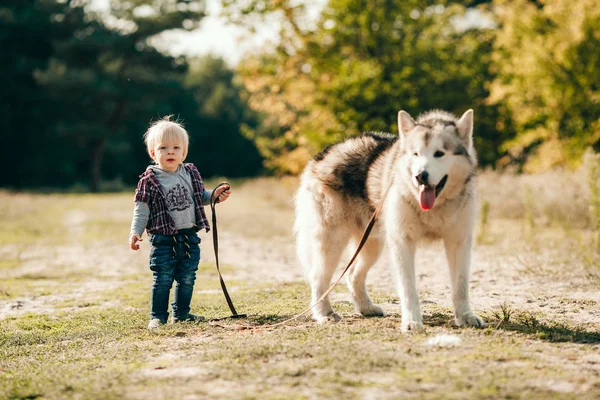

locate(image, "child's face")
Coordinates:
150 139 185 172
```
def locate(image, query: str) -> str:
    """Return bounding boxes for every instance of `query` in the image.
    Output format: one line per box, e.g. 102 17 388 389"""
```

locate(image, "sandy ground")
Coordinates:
3 220 599 332
176 228 600 330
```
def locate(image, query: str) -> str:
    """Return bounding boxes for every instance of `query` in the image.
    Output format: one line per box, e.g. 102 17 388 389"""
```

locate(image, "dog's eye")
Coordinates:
434 151 445 158
413 152 418 157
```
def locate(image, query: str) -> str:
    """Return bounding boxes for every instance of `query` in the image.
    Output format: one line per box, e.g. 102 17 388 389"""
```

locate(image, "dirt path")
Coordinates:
201 229 600 329
3 222 599 331
1 191 598 335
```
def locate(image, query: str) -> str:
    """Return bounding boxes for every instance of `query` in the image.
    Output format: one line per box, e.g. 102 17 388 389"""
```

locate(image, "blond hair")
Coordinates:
143 116 189 162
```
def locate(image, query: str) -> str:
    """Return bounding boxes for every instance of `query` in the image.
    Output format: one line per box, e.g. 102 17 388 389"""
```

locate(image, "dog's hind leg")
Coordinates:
305 228 349 323
346 236 385 317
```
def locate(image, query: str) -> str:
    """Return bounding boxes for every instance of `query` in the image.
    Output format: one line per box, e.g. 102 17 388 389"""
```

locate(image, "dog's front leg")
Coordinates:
443 236 486 328
390 239 423 332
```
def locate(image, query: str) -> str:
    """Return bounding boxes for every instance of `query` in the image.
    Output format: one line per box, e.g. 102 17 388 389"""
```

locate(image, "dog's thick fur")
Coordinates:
294 109 485 331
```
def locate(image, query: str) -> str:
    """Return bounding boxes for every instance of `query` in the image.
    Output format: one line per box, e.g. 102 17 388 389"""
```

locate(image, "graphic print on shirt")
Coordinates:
165 184 193 211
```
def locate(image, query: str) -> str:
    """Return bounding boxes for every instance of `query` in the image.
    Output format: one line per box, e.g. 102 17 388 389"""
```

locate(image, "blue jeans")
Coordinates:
148 229 201 322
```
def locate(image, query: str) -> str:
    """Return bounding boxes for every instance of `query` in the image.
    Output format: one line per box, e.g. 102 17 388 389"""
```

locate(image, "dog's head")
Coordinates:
397 109 477 211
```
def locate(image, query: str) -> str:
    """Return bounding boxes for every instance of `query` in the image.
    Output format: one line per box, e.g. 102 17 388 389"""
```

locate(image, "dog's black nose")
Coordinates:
415 171 429 185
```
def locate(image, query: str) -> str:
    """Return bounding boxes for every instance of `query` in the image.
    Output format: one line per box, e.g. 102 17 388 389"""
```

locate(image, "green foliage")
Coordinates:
0 0 70 188
4 0 600 187
229 1 511 174
309 0 508 164
490 0 600 171
184 56 263 177
237 53 342 174
226 0 600 175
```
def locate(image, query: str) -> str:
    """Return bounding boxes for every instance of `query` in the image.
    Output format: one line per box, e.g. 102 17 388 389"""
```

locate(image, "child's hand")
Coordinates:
129 233 143 250
214 185 231 203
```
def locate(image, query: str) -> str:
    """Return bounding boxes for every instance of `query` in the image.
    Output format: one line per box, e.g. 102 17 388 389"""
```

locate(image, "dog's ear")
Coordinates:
398 110 416 136
456 109 474 148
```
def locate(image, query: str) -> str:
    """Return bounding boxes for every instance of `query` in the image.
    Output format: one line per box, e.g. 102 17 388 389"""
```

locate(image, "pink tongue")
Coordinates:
419 185 436 211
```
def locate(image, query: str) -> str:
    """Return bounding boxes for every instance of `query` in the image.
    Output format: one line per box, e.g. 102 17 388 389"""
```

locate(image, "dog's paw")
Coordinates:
400 320 425 333
360 304 386 317
315 312 342 324
455 312 486 328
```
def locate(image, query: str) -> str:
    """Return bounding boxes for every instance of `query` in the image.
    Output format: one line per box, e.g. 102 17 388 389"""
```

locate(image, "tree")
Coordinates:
309 0 508 163
184 55 263 177
0 0 74 187
223 0 342 174
224 0 510 173
1 0 264 190
489 0 600 171
36 0 207 191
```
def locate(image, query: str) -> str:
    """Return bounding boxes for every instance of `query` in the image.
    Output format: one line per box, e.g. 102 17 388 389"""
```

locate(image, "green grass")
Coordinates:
2 295 598 399
2 266 599 399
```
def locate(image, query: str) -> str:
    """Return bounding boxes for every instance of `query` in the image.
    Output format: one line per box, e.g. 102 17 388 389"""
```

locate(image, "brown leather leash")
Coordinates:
209 182 246 319
207 179 394 330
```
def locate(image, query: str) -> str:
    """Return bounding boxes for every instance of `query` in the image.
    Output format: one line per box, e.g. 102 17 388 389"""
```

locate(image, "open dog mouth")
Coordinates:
435 175 448 196
419 175 448 211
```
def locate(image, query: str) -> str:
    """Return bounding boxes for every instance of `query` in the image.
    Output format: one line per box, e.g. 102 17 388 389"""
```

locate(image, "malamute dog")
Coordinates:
294 109 485 331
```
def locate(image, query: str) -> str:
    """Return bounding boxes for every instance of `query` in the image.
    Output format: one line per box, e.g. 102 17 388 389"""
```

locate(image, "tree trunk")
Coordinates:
89 137 106 193
90 97 126 192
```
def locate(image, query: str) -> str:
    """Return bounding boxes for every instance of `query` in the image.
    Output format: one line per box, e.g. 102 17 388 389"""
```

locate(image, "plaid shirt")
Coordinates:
134 163 210 234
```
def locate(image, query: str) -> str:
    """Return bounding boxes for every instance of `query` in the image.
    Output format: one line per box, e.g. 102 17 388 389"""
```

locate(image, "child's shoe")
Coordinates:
147 318 165 329
171 313 205 324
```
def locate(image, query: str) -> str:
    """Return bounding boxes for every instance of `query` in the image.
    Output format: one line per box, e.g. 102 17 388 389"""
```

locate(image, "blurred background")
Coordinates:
2 0 599 192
